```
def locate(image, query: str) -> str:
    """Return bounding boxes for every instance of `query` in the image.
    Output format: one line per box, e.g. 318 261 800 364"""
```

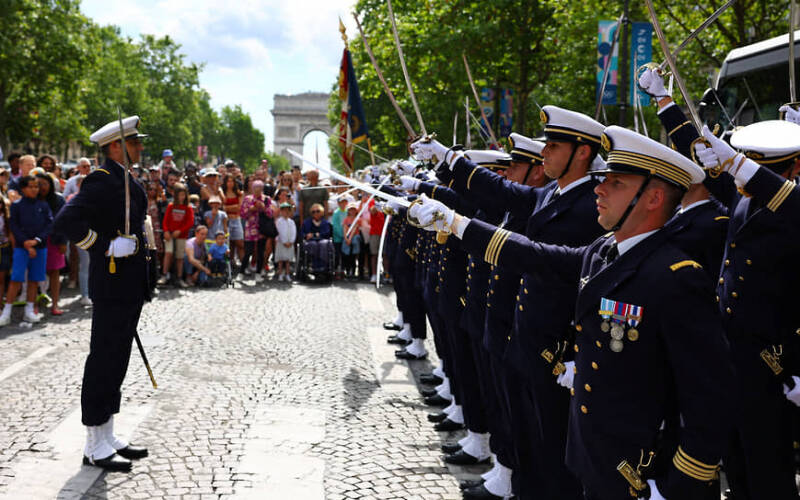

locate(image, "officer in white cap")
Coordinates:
411 109 607 499
54 115 151 472
692 118 800 500
411 125 735 500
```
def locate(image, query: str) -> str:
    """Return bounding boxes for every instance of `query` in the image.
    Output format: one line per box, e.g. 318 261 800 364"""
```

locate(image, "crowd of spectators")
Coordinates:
0 149 388 326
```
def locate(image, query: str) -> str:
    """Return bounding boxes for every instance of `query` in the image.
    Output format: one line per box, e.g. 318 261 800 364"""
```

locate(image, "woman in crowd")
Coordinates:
222 173 244 266
36 173 66 315
239 179 268 281
159 183 194 287
0 196 11 302
261 188 277 275
144 181 166 269
66 175 91 306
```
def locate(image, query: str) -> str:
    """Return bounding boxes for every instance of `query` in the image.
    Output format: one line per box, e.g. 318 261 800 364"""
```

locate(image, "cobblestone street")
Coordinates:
0 280 484 499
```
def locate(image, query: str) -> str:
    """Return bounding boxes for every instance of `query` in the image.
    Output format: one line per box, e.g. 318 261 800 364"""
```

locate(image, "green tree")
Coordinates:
218 105 265 172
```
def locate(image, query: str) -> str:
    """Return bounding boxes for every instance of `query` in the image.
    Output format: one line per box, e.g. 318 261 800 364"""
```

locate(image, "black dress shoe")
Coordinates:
441 442 462 454
395 349 427 360
420 374 444 385
460 478 485 490
462 484 502 499
427 412 448 423
424 394 450 406
420 388 438 397
387 335 410 345
115 444 148 460
383 321 403 331
82 453 132 472
435 418 465 432
444 450 491 466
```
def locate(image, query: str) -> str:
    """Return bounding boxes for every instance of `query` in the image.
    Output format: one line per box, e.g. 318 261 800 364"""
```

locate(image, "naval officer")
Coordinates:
55 116 151 472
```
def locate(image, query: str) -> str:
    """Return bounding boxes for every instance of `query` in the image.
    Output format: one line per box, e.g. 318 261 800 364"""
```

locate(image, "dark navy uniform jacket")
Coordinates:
661 104 800 363
451 157 606 378
460 219 734 499
664 200 729 274
54 159 149 303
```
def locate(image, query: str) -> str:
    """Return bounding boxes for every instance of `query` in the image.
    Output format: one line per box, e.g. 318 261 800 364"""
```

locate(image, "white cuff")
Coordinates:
446 150 464 171
656 101 676 115
732 156 759 188
452 214 470 239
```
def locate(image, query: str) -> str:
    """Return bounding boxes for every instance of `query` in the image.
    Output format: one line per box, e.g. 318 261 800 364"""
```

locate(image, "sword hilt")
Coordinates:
779 102 800 120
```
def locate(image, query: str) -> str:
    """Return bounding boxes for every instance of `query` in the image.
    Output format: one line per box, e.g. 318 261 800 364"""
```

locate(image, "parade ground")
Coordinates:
0 282 475 499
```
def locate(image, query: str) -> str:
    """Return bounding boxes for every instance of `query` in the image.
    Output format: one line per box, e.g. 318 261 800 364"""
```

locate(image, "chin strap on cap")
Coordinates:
610 175 653 232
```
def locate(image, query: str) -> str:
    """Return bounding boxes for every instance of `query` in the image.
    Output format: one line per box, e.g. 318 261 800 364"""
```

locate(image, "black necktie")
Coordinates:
549 190 560 203
604 243 619 265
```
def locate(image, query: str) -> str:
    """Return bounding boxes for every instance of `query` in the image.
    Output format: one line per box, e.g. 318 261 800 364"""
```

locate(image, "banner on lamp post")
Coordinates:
597 20 620 105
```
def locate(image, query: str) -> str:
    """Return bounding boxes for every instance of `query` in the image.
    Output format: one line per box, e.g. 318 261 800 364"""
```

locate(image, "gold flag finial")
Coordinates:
339 17 348 47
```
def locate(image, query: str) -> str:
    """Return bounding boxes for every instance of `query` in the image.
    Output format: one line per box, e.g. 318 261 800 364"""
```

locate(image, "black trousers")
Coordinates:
241 239 266 274
81 300 144 426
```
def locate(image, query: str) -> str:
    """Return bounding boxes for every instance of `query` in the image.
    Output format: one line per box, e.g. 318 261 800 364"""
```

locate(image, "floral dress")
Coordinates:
240 194 267 242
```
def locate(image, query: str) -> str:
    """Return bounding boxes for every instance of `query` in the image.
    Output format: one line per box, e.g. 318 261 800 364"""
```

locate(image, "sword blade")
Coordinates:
352 12 417 138
133 331 157 389
645 0 703 131
462 52 500 147
376 214 391 290
659 0 735 71
287 149 410 208
386 0 426 136
116 107 131 236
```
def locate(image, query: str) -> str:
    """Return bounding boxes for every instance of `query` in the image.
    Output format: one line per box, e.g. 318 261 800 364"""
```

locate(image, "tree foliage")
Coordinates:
0 1 268 171
333 0 794 168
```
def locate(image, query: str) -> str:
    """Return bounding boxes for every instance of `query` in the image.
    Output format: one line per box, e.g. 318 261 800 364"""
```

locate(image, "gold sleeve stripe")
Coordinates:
466 169 478 190
76 229 97 250
767 180 795 212
448 179 454 189
486 229 511 266
484 230 504 266
668 120 691 137
431 185 438 200
96 168 110 175
714 216 730 221
670 260 702 271
673 447 718 481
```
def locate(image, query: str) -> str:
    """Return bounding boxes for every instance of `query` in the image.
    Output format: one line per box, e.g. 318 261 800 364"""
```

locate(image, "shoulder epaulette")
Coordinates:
94 168 110 175
714 216 730 221
670 260 702 272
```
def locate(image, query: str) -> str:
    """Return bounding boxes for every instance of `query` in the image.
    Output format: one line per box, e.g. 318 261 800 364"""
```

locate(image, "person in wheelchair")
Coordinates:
301 203 333 272
207 230 229 277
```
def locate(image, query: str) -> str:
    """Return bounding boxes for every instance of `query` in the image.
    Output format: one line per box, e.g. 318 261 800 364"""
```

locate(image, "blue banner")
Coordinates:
630 22 653 107
597 20 619 106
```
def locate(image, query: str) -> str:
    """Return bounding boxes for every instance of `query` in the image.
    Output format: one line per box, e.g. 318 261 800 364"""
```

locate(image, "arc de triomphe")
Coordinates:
271 92 332 166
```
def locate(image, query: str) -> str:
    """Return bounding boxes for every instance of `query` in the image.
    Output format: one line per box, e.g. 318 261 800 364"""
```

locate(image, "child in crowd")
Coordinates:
207 230 230 277
159 183 194 286
188 194 203 238
0 176 52 325
340 202 362 279
274 202 296 282
331 195 349 277
204 196 228 240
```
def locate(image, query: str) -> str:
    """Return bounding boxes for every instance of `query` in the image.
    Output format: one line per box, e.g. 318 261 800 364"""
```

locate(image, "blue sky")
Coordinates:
80 0 358 168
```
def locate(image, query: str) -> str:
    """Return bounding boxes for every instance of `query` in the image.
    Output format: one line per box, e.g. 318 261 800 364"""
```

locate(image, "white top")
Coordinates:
616 229 659 256
555 175 593 197
678 199 710 214
276 216 296 244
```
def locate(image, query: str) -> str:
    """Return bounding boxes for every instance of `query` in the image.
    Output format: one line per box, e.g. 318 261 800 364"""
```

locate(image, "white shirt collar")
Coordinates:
678 199 710 214
615 229 660 257
554 175 592 196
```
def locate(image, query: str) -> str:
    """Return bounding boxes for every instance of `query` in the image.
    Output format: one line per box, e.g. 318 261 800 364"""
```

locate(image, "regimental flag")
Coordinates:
338 47 368 172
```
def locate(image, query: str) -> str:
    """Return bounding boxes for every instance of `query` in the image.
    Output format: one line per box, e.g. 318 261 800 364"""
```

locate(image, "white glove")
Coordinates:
638 68 670 100
409 137 449 166
106 235 137 258
394 160 417 176
556 361 575 389
387 199 404 214
784 376 800 407
638 479 667 500
412 194 454 232
694 125 737 170
370 165 381 180
399 175 420 192
780 105 800 126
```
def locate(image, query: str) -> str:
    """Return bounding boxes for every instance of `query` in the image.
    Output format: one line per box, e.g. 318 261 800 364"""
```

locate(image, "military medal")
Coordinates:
599 298 614 332
626 305 643 342
610 339 624 352
610 324 624 340
627 329 639 341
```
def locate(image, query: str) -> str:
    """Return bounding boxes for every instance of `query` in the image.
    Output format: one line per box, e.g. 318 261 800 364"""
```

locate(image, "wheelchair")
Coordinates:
296 236 335 283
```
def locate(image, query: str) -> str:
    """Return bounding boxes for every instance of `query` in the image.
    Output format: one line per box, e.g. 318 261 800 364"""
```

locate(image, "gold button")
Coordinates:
573 365 577 374
519 278 524 284
584 384 592 392
715 295 720 303
524 288 528 294
516 295 520 301
490 290 495 294
494 275 499 280
507 335 511 341
580 405 588 414
738 276 744 281
732 292 738 298
575 324 583 332
519 305 523 311
570 388 575 396
746 259 752 265
592 362 599 370
467 286 471 291
595 340 602 348
724 259 730 266
796 328 800 335
726 307 732 314
574 345 579 353
718 278 724 284
730 242 736 248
